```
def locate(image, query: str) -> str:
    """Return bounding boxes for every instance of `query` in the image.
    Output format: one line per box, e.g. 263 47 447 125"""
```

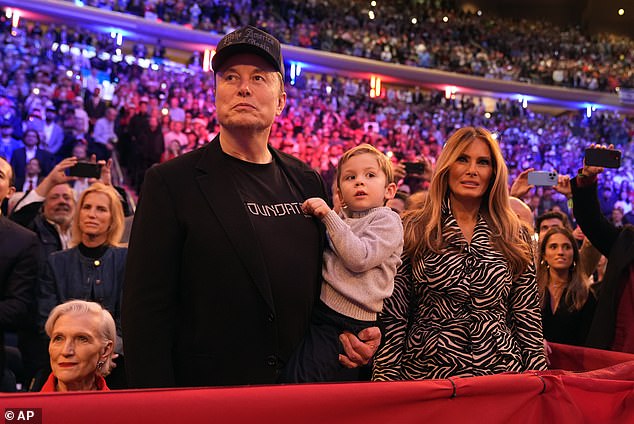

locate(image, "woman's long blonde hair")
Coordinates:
537 227 591 311
71 182 124 247
402 127 531 278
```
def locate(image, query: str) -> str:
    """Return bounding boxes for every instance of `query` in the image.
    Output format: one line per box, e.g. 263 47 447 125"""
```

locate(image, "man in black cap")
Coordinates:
123 26 380 388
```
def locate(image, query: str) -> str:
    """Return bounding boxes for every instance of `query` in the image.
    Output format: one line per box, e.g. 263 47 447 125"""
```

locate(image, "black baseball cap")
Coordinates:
212 26 284 80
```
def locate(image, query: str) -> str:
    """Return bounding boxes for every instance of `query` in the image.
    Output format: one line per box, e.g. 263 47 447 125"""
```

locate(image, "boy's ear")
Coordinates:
336 187 345 206
384 182 397 201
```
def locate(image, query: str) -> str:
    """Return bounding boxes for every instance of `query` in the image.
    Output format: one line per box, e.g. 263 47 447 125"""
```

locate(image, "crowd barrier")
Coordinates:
1 344 633 424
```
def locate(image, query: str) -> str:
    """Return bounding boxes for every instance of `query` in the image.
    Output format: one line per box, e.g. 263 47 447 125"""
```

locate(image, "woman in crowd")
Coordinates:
373 126 547 381
41 300 116 391
160 140 182 163
37 182 126 386
537 227 596 346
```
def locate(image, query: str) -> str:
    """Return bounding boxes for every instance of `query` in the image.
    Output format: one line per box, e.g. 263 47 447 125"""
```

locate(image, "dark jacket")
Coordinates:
10 200 63 268
38 246 127 354
572 177 634 350
0 217 38 379
122 137 327 388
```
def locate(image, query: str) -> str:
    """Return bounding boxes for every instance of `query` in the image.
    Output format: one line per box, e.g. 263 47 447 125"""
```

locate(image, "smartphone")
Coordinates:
68 162 102 179
584 148 621 168
528 171 558 186
404 161 425 174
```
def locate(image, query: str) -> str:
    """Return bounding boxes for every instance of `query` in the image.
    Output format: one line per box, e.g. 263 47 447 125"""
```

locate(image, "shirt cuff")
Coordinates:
575 168 598 188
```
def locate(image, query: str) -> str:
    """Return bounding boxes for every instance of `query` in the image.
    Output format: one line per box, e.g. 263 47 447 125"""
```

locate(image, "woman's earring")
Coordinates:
96 361 105 370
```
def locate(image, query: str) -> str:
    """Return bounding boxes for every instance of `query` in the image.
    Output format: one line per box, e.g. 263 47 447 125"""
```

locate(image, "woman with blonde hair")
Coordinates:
41 300 116 391
538 227 596 346
38 182 127 387
373 126 547 381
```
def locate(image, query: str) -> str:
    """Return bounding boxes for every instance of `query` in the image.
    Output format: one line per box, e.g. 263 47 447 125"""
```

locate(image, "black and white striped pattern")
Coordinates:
373 200 547 381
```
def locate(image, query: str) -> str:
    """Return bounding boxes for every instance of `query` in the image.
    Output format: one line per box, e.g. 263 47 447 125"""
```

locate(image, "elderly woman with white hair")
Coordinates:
41 300 116 391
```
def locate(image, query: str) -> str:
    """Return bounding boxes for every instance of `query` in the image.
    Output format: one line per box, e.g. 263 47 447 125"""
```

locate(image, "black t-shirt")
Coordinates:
226 153 322 359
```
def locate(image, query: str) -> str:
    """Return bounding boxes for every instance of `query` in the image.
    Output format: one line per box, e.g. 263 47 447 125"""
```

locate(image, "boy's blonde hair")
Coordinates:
336 144 394 189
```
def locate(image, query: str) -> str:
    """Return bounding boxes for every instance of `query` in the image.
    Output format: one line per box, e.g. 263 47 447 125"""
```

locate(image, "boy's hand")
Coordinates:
302 197 331 219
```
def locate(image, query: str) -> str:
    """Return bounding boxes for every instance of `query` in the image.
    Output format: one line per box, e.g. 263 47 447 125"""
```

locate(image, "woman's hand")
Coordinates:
338 327 381 368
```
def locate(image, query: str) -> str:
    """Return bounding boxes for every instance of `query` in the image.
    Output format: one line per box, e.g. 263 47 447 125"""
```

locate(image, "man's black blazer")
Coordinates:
122 137 327 388
0 216 38 380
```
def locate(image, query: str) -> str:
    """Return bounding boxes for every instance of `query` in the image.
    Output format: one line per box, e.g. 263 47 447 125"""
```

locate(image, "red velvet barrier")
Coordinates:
1 346 633 424
548 341 634 371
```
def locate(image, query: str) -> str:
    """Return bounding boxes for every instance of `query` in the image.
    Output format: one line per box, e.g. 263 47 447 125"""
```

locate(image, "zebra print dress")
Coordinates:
372 200 547 381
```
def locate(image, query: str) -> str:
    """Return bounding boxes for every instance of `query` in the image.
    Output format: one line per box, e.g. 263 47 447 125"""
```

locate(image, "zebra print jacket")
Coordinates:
373 199 547 380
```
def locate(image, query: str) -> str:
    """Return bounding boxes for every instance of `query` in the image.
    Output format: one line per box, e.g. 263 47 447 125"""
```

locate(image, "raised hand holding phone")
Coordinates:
581 143 617 179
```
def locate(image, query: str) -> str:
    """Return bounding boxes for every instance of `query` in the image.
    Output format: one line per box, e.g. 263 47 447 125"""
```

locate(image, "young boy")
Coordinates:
282 144 404 382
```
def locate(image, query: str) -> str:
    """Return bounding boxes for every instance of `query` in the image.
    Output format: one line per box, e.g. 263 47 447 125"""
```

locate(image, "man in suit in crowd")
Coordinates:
41 103 64 156
123 26 379 389
11 157 77 261
85 86 106 130
9 130 55 187
14 157 41 195
0 157 38 391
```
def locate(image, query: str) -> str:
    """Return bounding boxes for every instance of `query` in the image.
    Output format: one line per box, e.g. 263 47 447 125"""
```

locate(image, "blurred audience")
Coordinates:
67 0 634 94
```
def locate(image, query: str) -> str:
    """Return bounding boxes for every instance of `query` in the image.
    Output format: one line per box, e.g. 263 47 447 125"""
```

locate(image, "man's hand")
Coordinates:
510 168 534 198
48 157 78 185
35 157 78 197
302 197 332 220
338 326 381 368
581 143 612 179
87 155 113 186
420 156 433 182
553 174 571 198
572 225 586 242
392 162 406 183
99 158 113 186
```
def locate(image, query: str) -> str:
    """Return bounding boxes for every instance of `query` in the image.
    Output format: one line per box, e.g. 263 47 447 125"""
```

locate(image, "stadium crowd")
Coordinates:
67 0 634 93
1 13 633 209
